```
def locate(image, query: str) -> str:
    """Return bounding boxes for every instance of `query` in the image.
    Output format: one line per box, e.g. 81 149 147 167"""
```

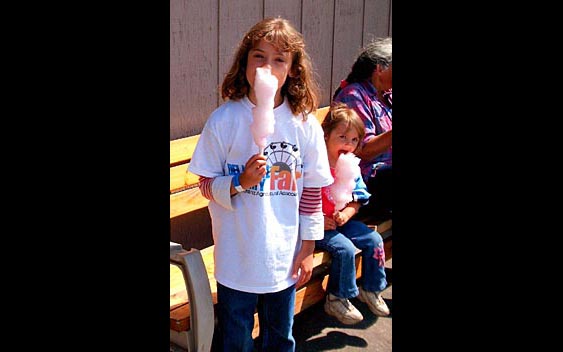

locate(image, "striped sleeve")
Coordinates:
198 176 214 201
299 187 322 215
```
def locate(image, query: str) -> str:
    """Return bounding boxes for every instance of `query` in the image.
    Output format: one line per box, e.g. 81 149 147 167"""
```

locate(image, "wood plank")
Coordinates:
368 219 392 234
363 0 392 45
302 1 336 107
294 273 330 314
218 1 262 101
170 0 218 140
170 163 200 194
170 188 209 219
264 0 302 31
170 264 189 310
170 303 191 331
170 135 199 166
332 0 364 95
314 106 330 124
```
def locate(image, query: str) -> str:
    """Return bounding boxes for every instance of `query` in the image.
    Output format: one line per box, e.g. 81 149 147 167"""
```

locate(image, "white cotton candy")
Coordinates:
251 67 278 152
330 152 361 212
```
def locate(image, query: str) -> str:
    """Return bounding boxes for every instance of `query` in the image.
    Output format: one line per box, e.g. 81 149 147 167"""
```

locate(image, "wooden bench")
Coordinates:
170 106 392 350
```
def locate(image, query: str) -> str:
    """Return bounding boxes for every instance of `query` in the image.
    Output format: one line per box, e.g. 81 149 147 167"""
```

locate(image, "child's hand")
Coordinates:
324 215 337 230
333 204 359 226
333 210 350 227
239 153 267 189
292 240 315 288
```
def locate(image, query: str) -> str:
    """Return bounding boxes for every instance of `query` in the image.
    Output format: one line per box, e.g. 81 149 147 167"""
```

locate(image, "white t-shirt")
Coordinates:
189 96 333 293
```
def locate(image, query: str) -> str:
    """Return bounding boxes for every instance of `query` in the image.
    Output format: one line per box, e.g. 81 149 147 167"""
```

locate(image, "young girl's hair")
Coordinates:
221 17 320 116
333 37 392 100
321 102 365 153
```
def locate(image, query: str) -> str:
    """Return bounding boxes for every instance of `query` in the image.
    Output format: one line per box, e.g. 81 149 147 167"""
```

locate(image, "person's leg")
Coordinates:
255 284 296 352
338 220 390 316
339 220 387 292
315 230 359 298
216 282 258 352
316 230 364 324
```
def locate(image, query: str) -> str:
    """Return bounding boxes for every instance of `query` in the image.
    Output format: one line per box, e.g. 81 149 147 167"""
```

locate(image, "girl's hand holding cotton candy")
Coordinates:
330 152 361 212
251 67 278 154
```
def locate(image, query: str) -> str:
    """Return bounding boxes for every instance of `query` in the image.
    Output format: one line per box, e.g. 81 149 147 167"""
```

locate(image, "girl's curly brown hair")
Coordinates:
221 17 320 116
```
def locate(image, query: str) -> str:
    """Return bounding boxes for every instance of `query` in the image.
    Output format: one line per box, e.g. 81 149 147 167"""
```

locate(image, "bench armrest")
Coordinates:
170 242 214 352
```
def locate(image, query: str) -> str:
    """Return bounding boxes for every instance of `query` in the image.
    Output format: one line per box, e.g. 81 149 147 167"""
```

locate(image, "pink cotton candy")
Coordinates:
251 67 278 153
330 152 361 212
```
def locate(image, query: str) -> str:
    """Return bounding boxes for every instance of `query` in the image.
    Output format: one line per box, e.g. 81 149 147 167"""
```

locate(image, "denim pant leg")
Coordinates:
216 282 258 352
255 284 296 352
316 230 359 299
339 220 388 292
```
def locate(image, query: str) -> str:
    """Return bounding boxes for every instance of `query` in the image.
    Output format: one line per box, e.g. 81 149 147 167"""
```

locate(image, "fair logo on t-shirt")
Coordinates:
228 141 303 197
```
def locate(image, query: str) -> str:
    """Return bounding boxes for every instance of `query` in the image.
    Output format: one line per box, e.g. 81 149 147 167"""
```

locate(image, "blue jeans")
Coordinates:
316 220 387 298
216 282 296 352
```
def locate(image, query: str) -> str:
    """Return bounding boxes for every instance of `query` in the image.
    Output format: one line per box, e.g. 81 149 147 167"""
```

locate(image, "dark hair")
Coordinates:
333 37 392 100
221 17 320 115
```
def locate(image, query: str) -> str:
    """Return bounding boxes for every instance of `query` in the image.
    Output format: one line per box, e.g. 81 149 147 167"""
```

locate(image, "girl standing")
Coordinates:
189 17 332 352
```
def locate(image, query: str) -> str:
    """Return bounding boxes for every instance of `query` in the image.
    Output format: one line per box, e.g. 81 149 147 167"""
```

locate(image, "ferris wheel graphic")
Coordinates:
263 141 303 174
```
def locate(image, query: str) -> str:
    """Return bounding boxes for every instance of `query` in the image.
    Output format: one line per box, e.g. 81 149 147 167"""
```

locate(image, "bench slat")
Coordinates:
170 135 199 166
170 188 209 219
170 163 199 193
314 106 330 124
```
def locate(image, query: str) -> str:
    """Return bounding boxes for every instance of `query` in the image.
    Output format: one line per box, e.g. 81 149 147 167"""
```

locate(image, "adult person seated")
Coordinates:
333 37 392 222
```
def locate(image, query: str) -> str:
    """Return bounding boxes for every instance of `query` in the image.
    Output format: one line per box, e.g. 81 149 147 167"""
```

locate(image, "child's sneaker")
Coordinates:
357 287 390 317
324 293 364 325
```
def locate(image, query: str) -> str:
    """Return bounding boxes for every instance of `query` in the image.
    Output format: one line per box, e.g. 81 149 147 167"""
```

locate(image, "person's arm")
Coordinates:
334 170 370 226
197 153 267 200
292 187 323 286
356 129 392 161
292 240 315 288
333 201 360 227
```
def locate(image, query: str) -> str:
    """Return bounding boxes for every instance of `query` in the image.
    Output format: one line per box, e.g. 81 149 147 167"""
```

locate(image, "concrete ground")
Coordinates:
292 258 392 352
170 257 392 352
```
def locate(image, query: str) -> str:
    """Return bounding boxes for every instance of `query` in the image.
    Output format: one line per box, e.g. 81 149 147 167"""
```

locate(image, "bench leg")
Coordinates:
170 243 214 352
170 329 193 351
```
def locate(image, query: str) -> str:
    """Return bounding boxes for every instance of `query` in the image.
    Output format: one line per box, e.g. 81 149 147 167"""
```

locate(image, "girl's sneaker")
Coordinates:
324 293 364 325
357 287 390 316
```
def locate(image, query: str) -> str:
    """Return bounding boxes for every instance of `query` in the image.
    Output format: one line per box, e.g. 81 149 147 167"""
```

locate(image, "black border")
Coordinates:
13 3 171 349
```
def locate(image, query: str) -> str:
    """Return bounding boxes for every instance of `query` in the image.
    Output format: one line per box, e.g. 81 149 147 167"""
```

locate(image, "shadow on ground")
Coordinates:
293 293 392 352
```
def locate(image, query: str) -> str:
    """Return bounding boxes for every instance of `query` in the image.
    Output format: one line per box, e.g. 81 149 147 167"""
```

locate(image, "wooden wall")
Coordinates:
170 0 392 140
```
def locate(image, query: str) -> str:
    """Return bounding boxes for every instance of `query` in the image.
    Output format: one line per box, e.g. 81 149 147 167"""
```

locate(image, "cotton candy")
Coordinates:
330 152 361 212
251 67 278 153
